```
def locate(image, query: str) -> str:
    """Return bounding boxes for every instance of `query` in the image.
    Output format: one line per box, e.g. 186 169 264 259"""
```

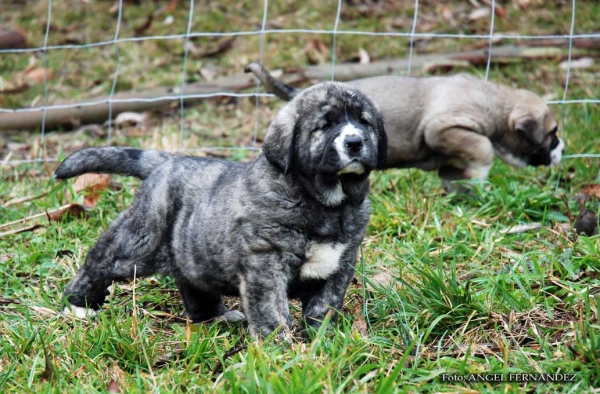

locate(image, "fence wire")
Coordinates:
0 0 598 167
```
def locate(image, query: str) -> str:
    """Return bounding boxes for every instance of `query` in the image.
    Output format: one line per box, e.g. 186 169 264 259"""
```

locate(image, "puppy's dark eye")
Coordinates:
358 117 371 128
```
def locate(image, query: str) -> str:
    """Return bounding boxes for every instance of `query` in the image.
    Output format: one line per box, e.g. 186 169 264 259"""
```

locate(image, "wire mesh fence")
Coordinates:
0 0 598 167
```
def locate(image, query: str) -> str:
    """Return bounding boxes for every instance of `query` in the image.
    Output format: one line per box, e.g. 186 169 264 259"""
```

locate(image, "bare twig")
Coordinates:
561 195 574 224
2 191 49 207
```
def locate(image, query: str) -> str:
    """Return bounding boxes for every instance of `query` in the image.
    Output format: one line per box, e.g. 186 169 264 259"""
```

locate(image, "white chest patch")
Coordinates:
322 182 346 206
300 243 346 280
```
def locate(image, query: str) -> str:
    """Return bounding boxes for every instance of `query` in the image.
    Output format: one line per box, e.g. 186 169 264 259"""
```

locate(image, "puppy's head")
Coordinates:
495 90 564 168
263 82 387 206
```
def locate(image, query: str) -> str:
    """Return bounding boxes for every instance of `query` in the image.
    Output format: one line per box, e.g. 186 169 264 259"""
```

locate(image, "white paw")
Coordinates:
106 284 115 298
62 305 97 319
217 310 246 322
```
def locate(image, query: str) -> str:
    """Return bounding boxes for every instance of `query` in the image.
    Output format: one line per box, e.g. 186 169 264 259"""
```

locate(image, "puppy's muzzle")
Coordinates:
331 123 376 175
344 135 364 155
529 135 565 167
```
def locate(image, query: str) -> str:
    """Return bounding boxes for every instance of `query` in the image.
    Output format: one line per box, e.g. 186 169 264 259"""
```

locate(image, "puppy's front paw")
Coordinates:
62 305 98 319
217 310 246 322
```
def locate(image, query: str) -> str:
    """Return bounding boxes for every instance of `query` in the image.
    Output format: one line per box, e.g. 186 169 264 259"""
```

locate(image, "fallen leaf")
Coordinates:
368 271 394 288
482 0 506 18
166 0 179 13
515 0 543 11
441 6 454 23
580 184 600 198
107 379 120 393
304 39 329 65
46 203 89 222
70 174 111 206
499 222 542 234
468 7 490 22
0 254 15 263
560 57 594 70
24 67 54 84
7 141 31 151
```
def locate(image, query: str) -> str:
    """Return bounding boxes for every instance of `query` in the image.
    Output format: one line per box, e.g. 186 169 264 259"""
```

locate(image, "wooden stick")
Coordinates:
2 191 49 207
0 203 72 230
0 44 597 132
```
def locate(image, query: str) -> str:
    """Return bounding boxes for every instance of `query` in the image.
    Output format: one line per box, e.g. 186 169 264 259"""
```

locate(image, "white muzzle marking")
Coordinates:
333 123 366 175
550 138 564 166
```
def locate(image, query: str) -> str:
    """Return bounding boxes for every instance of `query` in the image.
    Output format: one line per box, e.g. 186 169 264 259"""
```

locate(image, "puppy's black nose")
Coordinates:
344 136 363 153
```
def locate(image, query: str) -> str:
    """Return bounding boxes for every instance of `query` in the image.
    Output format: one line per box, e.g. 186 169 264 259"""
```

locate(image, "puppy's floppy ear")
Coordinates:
373 109 388 168
514 116 544 146
262 104 299 174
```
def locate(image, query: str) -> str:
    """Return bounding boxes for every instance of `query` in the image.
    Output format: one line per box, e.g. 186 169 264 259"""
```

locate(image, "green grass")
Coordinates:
1 0 600 392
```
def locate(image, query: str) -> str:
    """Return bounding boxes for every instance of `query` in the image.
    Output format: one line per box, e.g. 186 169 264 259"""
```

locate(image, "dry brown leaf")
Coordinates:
369 271 394 288
0 254 15 263
304 39 329 65
482 0 506 18
166 0 179 13
514 0 542 11
71 174 111 206
440 6 453 22
46 203 89 222
24 67 54 84
107 379 120 393
468 7 490 22
580 184 600 198
560 57 594 70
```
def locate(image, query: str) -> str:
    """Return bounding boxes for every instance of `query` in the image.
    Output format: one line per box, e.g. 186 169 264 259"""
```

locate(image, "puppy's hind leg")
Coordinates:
426 127 494 191
63 208 165 317
176 276 244 323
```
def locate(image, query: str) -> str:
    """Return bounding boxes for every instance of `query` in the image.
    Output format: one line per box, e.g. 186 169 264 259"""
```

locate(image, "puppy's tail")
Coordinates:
54 147 172 180
244 62 299 101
